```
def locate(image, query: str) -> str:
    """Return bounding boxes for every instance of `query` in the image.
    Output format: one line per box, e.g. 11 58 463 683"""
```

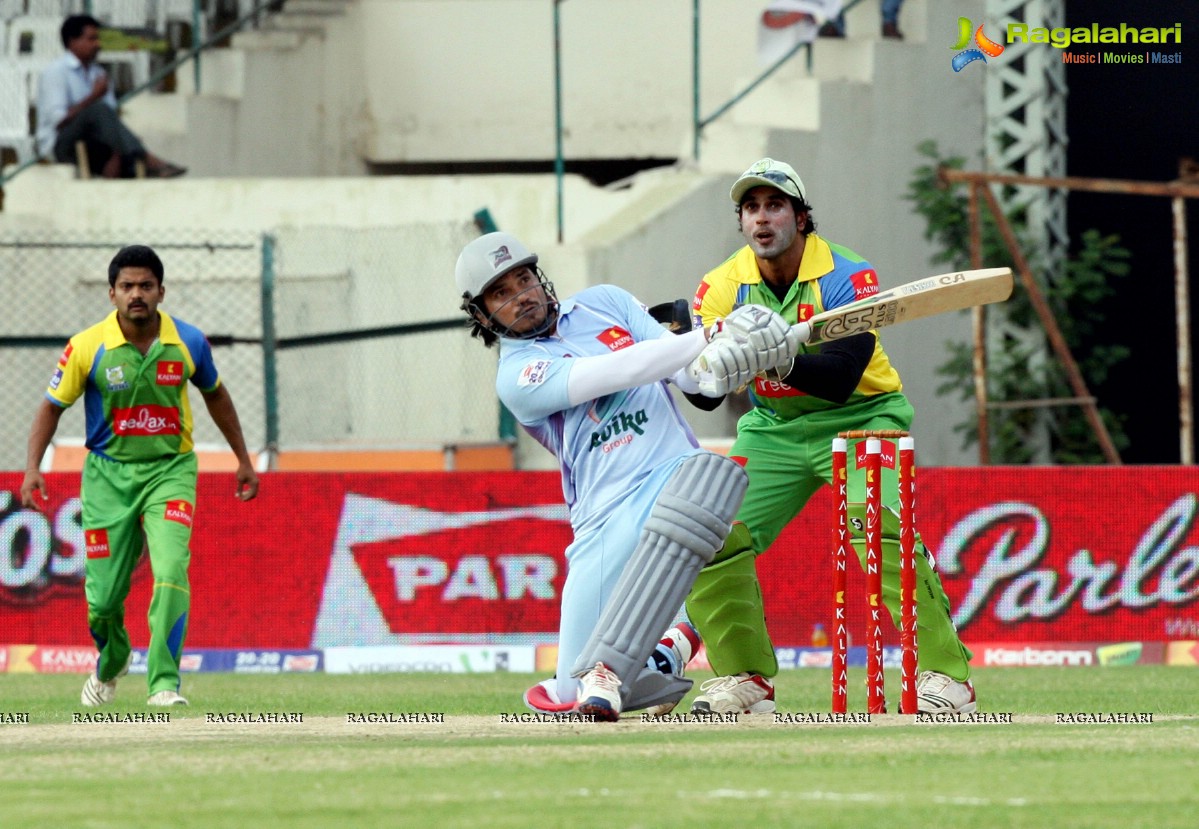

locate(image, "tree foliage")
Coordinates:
906 141 1130 464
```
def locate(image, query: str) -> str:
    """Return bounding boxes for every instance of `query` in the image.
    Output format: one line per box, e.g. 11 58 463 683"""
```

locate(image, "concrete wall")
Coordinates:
356 0 764 163
126 3 371 176
126 0 848 172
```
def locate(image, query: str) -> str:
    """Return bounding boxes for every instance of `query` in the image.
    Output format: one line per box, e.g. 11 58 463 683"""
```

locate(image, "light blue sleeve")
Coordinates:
588 284 668 344
496 346 573 424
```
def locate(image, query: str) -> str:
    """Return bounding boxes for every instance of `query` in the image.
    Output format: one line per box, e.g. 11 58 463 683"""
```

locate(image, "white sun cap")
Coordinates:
730 157 806 205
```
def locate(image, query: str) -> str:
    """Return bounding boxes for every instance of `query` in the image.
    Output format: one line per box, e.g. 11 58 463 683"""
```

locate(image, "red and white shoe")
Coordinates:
691 673 775 715
522 679 579 716
576 662 623 722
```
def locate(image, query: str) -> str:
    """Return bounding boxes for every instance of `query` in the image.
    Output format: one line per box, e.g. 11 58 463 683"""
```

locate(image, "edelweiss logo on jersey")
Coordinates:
598 327 634 351
57 342 73 367
850 270 880 299
692 281 711 311
85 529 111 559
112 405 181 436
156 361 183 385
488 245 513 268
517 359 552 387
951 17 1005 72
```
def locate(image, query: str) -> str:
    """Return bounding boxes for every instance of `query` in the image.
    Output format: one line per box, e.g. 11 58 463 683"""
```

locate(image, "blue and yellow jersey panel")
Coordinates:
46 311 220 462
693 235 902 419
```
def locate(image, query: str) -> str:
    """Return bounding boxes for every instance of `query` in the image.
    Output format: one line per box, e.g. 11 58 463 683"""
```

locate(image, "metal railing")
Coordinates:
552 0 863 241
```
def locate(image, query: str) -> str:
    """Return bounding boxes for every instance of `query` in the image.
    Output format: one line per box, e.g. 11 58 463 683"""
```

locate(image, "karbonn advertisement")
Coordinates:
1 470 1196 657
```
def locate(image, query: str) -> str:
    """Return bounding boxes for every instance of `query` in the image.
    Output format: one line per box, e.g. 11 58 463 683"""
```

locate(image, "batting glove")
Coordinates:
687 338 763 397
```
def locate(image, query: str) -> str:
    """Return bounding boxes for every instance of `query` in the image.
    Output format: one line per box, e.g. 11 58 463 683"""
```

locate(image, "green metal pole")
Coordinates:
693 0 700 161
193 0 202 93
260 234 280 469
474 209 497 235
554 0 565 243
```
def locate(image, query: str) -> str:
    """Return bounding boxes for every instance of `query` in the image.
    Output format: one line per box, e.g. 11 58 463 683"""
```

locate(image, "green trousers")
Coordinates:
82 452 197 696
687 393 973 680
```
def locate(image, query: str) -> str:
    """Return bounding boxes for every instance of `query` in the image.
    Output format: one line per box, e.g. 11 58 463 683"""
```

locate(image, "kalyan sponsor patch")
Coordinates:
165 500 194 528
597 327 633 351
156 361 184 385
85 529 111 559
850 269 880 299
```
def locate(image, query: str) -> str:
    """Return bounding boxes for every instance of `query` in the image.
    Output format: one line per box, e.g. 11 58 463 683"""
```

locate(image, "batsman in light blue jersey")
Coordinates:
456 232 798 721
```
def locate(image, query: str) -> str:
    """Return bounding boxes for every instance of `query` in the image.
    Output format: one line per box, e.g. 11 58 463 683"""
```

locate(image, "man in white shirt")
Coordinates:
36 15 185 179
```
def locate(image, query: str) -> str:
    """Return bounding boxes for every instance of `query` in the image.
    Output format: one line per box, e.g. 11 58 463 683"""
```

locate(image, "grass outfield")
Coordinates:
1 667 1196 828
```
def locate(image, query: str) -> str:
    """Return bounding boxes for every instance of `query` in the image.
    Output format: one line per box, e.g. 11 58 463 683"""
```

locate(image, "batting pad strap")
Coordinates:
570 453 748 692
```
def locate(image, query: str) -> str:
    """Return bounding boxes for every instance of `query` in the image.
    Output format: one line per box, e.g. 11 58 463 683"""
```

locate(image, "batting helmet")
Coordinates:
455 231 558 342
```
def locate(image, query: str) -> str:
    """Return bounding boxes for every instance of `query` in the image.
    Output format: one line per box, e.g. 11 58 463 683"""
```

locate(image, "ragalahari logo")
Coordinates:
952 17 1005 72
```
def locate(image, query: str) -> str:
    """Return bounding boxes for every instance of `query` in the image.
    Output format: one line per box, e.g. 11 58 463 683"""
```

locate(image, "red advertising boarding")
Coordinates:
0 469 1196 650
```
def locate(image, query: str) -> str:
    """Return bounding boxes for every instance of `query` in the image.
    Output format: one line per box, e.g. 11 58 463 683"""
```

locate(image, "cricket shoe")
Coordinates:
691 673 775 715
915 671 977 714
81 653 132 707
523 678 581 717
147 690 189 706
576 663 622 723
646 622 702 717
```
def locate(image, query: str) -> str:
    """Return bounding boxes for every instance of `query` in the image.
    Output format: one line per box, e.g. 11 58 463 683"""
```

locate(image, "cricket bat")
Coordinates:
797 267 1014 344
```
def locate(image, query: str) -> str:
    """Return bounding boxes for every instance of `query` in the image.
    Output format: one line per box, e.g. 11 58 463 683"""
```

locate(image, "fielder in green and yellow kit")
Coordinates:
21 245 258 707
683 159 977 716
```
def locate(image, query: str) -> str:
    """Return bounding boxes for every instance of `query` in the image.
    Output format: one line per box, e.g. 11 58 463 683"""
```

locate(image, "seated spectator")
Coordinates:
819 0 905 40
36 15 186 179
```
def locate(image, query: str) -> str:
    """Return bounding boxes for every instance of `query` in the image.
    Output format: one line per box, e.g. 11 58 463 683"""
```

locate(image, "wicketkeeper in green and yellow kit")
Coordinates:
21 245 258 707
681 159 977 716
